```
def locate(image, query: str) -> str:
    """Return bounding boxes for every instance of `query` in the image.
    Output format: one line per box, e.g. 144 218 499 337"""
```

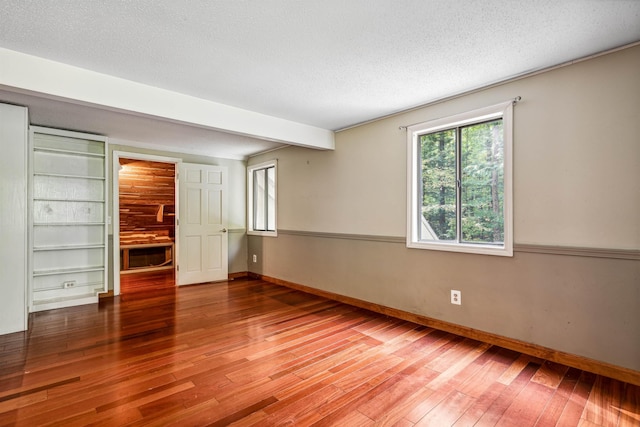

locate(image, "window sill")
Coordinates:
407 240 513 257
247 230 278 237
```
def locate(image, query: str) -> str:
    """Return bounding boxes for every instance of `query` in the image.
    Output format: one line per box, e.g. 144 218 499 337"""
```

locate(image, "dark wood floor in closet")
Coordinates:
0 278 638 426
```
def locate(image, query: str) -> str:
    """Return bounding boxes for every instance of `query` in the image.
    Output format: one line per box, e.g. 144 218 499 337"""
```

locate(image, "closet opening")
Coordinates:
116 156 177 294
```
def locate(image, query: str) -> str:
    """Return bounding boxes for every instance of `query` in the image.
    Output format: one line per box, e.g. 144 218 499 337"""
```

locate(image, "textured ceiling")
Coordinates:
1 0 639 158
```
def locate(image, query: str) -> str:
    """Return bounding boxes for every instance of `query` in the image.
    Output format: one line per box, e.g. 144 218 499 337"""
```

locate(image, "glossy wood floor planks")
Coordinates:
0 278 638 426
120 269 176 294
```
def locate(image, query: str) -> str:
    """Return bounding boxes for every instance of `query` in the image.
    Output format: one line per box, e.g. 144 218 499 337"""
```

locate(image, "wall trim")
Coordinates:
250 273 640 386
513 244 639 260
275 229 639 260
278 229 405 244
98 290 115 299
229 271 249 280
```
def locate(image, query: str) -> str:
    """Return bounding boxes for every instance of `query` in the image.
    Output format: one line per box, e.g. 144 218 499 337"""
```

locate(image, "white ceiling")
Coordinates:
1 0 639 159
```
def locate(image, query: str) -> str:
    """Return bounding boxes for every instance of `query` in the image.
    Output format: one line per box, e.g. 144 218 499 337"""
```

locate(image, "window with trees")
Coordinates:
248 160 277 236
406 102 513 256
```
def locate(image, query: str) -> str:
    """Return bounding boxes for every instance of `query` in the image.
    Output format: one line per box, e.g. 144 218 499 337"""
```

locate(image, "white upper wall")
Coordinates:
0 103 28 334
251 45 640 250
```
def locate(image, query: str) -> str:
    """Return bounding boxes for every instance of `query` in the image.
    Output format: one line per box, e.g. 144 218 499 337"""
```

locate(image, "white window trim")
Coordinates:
247 159 278 237
406 101 513 256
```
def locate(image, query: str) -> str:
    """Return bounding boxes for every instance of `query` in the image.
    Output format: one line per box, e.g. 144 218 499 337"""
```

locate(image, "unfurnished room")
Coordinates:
0 1 639 426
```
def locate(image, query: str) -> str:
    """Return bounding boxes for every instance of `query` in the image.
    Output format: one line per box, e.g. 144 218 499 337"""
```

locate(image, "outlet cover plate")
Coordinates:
451 290 461 305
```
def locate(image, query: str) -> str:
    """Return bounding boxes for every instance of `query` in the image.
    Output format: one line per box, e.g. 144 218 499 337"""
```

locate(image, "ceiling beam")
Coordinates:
0 48 334 150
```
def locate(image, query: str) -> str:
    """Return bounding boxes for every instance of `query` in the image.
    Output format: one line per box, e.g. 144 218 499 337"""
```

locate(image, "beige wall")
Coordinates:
248 45 640 370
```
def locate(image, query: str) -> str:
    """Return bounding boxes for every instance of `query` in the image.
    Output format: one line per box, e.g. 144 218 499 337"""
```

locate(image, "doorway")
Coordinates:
112 152 181 295
112 153 230 294
118 158 176 293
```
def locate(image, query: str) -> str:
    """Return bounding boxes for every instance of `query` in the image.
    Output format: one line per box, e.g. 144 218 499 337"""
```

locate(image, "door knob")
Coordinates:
221 228 227 233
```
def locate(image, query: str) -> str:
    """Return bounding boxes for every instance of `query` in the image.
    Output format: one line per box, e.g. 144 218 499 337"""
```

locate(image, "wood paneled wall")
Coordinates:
119 159 175 242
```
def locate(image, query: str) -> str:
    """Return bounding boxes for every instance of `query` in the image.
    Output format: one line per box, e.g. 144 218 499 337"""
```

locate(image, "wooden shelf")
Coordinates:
34 172 105 180
121 242 174 249
33 266 105 277
120 243 173 272
31 293 100 312
34 198 105 203
33 244 104 252
34 146 105 158
30 128 108 313
34 222 105 226
33 281 104 292
32 293 99 303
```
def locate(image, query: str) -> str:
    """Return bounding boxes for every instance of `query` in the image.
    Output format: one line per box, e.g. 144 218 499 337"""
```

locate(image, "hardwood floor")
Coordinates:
1 278 638 426
120 269 175 293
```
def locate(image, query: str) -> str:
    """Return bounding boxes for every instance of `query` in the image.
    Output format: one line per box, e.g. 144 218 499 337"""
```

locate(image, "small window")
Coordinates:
248 160 277 236
406 102 513 256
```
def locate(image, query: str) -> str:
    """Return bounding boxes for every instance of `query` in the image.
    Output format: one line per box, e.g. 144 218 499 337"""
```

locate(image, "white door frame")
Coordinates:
112 151 182 296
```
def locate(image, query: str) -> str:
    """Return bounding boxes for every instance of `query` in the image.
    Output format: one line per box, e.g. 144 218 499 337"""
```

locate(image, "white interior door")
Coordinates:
177 163 228 285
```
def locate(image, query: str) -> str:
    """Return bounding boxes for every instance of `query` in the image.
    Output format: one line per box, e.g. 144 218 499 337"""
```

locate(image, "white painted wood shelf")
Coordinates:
33 244 106 251
33 147 105 158
29 127 108 312
34 172 106 180
32 266 105 276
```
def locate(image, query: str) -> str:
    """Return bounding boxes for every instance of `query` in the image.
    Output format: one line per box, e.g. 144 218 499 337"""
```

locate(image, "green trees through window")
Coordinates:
419 119 504 245
407 101 513 256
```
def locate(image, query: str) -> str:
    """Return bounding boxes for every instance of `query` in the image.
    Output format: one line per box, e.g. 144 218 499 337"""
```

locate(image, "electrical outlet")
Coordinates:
63 281 76 289
451 290 461 305
252 254 257 263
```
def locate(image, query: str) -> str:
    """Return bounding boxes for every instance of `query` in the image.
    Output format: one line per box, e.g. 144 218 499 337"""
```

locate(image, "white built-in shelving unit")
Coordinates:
29 126 108 312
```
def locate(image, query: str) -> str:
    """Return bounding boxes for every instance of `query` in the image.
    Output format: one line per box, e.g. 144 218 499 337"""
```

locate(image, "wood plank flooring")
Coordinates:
1 278 638 426
120 269 176 294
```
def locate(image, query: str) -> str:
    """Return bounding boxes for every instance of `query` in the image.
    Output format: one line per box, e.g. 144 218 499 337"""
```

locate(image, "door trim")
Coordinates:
112 151 182 296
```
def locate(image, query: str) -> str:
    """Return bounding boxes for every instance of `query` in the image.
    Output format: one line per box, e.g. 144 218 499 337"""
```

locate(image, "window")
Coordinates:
248 160 277 236
406 101 513 256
